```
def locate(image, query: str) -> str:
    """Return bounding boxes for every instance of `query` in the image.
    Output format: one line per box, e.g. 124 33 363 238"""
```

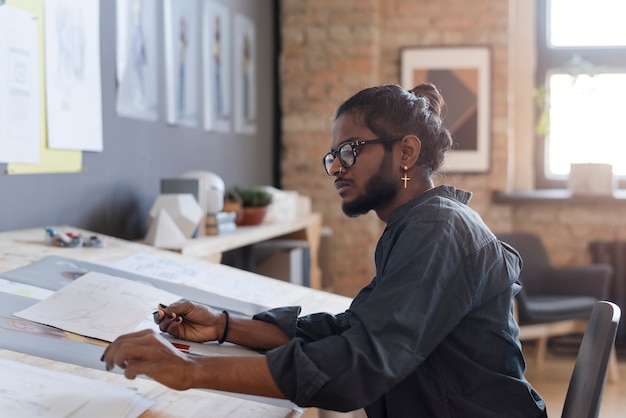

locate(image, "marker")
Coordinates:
171 342 206 357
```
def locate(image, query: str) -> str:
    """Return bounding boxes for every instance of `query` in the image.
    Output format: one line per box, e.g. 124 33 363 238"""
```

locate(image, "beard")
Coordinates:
342 153 399 217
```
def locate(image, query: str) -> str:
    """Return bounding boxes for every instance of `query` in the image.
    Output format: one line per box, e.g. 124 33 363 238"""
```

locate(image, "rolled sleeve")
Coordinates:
253 306 301 338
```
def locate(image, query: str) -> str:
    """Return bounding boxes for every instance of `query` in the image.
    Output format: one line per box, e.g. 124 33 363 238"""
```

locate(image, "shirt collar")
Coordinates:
386 185 473 224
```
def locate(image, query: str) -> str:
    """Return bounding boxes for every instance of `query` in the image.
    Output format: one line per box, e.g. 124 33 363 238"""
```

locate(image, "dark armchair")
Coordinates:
497 232 612 324
496 233 618 381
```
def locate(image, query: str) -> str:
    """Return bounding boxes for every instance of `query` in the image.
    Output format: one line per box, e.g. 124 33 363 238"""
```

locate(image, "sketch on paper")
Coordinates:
0 5 39 164
233 14 256 135
115 0 158 121
14 271 181 342
203 0 231 133
0 357 155 417
164 0 199 127
45 0 103 152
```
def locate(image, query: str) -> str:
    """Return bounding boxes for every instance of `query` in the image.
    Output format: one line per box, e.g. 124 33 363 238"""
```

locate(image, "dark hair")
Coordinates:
334 83 453 176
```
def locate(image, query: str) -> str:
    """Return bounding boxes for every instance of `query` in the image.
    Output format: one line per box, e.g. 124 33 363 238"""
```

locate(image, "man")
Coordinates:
103 83 547 417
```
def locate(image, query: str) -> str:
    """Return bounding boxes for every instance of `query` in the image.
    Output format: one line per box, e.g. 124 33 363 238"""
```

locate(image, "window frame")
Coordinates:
535 0 626 189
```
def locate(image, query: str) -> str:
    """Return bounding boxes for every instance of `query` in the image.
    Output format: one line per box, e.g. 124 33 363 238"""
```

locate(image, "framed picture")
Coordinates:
233 13 256 135
401 47 491 173
202 0 231 133
164 0 199 127
116 0 159 121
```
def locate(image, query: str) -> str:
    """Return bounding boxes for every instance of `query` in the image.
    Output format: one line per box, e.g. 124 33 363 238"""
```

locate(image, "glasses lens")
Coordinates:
323 153 334 175
338 143 355 167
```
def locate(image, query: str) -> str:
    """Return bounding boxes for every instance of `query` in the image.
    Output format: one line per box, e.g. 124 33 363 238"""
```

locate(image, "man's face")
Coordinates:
329 114 400 217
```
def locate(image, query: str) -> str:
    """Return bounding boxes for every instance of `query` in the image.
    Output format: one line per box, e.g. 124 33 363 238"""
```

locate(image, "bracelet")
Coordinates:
218 310 230 344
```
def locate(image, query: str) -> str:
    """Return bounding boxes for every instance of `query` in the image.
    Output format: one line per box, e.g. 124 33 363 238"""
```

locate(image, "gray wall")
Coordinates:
0 0 277 239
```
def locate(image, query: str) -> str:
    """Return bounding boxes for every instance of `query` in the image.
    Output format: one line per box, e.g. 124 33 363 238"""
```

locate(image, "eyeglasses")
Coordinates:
321 137 401 176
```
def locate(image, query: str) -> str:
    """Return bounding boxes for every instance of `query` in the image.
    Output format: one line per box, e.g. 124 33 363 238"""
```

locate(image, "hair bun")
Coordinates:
410 83 445 117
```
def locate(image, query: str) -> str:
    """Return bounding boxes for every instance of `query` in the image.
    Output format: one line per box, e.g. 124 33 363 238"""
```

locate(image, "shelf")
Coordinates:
492 189 626 204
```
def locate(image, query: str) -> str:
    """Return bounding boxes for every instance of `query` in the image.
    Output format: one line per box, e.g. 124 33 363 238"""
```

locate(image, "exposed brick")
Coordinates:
279 0 622 295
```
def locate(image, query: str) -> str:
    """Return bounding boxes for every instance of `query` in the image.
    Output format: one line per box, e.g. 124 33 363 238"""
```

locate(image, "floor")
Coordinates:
524 340 626 417
301 340 626 418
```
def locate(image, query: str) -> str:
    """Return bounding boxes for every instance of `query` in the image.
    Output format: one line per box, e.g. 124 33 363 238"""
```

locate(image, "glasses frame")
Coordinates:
322 137 402 176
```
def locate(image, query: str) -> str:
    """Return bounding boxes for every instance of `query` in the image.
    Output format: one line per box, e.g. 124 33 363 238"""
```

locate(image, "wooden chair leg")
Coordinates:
608 346 620 383
535 335 548 367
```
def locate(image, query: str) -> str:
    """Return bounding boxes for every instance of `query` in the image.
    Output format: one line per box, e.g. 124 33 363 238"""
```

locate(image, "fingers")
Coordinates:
101 329 155 373
154 301 197 334
101 329 192 389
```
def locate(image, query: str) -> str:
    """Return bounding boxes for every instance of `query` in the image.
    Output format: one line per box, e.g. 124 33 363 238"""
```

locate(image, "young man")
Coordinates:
103 83 547 417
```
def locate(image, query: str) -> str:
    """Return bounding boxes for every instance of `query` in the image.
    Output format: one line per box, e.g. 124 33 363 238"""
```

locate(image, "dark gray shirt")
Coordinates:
255 186 546 417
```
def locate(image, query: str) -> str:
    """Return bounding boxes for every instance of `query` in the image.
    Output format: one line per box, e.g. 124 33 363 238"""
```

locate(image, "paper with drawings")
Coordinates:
13 271 181 342
114 252 279 305
0 357 154 418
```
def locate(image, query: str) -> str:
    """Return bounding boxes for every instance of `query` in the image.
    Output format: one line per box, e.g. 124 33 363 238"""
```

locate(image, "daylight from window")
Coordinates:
549 0 626 47
545 0 626 178
547 73 626 176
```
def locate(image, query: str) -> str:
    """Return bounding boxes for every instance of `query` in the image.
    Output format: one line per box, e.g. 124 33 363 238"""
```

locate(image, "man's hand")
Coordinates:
153 301 224 343
101 328 197 390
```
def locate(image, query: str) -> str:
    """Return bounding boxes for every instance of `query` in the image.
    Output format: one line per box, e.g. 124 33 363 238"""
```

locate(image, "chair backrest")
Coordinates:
497 232 551 296
561 301 621 418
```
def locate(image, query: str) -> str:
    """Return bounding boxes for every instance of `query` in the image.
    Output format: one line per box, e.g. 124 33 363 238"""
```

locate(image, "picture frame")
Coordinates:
115 0 159 122
401 46 491 173
233 13 256 135
202 0 231 133
164 0 199 128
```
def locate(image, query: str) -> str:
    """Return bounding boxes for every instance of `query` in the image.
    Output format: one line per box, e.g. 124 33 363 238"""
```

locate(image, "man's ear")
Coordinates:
399 135 421 167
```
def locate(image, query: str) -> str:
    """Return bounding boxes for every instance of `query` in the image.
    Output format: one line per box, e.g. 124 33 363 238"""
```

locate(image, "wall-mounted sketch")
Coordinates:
203 0 231 133
233 13 256 135
0 5 39 164
115 0 158 121
164 0 198 127
45 0 103 151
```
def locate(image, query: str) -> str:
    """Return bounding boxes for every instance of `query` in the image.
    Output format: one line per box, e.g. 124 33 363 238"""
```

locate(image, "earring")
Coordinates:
339 167 343 174
401 165 410 189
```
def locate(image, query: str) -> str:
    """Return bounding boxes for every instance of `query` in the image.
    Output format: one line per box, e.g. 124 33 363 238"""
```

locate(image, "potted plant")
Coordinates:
228 187 273 226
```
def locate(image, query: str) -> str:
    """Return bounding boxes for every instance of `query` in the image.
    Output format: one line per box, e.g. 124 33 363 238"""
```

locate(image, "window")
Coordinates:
535 0 626 188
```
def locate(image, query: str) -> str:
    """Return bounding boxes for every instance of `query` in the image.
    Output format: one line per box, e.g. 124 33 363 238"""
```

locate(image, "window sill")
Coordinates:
492 189 626 204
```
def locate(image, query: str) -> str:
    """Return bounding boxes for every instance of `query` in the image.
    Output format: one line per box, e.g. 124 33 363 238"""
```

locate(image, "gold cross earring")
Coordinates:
401 165 410 189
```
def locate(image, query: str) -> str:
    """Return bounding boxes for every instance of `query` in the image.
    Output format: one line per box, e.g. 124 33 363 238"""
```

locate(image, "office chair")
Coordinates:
561 301 620 418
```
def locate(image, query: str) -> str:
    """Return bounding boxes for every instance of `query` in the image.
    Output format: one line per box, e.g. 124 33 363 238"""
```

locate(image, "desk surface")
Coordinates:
0 225 350 316
0 226 352 417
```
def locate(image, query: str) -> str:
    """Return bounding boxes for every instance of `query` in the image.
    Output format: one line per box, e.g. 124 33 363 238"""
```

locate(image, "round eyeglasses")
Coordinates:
321 137 402 176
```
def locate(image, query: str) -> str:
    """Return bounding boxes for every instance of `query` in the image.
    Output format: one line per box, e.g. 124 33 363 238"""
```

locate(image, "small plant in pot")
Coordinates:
229 187 273 226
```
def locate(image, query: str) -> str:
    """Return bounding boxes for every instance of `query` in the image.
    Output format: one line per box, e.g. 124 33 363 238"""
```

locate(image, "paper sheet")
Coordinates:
114 252 279 305
14 271 181 342
0 357 154 418
45 0 103 151
0 4 39 163
0 277 53 300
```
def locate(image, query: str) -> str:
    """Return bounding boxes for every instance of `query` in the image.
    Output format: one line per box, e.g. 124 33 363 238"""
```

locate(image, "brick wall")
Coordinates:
278 0 624 296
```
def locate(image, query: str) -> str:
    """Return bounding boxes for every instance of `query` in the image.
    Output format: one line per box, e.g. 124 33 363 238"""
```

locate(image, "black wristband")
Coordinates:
218 310 230 344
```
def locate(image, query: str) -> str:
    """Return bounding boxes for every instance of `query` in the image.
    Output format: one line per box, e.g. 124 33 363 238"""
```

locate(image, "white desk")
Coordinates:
153 213 323 289
0 226 352 417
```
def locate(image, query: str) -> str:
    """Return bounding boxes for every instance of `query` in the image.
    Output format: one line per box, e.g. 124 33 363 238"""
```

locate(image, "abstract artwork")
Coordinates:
401 47 491 173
